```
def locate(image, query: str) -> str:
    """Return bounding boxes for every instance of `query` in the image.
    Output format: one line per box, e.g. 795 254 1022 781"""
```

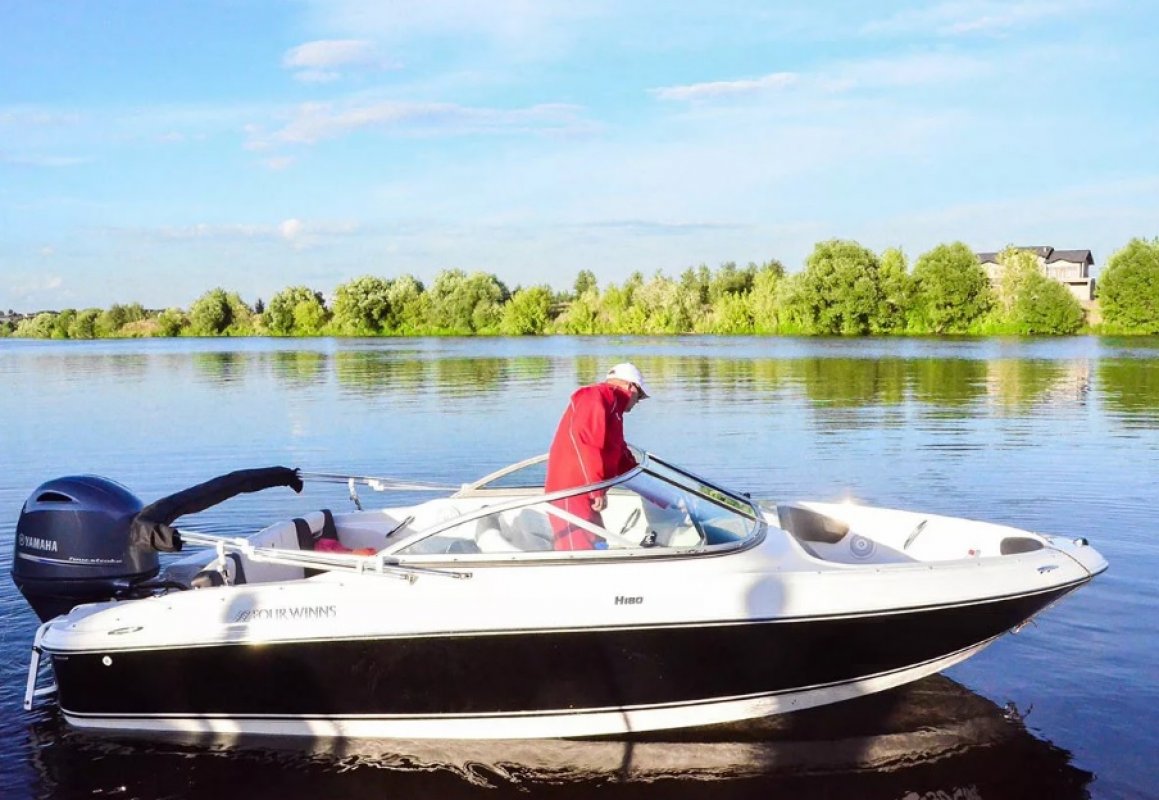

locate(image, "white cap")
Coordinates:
606 362 650 398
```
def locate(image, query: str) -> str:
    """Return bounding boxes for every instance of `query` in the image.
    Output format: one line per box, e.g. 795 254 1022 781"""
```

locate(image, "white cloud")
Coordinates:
262 155 296 170
578 219 749 236
279 218 304 241
5 272 65 301
298 0 599 50
248 99 595 148
282 39 395 82
138 219 362 251
653 50 994 104
0 153 90 167
284 39 379 68
652 72 798 101
862 0 1094 37
0 108 82 127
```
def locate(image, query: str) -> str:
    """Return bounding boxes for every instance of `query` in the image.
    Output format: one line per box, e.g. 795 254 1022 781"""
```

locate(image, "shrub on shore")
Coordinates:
9 237 1150 339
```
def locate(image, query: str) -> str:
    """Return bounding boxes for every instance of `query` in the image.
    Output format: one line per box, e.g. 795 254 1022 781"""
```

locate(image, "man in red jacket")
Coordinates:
545 363 650 550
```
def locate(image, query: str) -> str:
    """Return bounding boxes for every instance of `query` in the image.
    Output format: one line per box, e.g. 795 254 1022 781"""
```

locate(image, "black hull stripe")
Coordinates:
50 585 1074 718
61 635 996 722
44 576 1092 656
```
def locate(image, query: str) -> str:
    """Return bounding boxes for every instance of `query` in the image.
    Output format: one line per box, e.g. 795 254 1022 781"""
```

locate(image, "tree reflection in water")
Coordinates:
269 350 327 388
1099 358 1159 424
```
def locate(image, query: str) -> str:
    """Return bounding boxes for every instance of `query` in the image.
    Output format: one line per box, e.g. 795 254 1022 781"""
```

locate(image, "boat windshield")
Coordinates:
395 452 760 559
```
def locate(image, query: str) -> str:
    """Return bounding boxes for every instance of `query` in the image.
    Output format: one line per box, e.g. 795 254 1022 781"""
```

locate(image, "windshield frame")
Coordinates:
385 450 763 561
642 454 760 522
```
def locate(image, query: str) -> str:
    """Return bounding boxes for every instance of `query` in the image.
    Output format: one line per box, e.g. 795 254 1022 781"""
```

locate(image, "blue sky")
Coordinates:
2 0 1157 311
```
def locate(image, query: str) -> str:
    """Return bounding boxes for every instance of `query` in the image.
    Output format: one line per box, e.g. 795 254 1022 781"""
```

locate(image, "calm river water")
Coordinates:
1 336 1157 799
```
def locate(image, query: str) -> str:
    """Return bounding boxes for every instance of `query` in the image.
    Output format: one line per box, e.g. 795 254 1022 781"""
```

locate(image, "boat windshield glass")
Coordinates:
465 455 549 492
395 454 759 558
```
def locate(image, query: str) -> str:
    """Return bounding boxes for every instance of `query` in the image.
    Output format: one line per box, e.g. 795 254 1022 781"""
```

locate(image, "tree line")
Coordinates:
4 237 1158 339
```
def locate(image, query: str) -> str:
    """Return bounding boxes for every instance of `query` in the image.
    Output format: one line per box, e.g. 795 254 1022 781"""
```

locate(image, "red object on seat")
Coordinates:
315 538 376 557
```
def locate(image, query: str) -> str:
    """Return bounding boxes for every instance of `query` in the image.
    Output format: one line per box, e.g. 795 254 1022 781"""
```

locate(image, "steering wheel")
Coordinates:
619 507 641 537
688 512 707 546
680 498 707 546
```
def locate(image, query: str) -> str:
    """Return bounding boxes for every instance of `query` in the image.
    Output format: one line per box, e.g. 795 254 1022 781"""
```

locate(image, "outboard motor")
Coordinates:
11 476 158 622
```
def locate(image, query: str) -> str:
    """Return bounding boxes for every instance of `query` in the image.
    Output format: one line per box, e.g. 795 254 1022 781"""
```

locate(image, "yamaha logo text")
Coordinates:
19 534 58 553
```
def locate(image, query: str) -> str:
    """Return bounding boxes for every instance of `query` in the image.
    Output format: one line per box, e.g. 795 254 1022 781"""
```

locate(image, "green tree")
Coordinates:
708 261 756 302
331 276 393 335
630 272 689 333
68 309 100 339
95 304 129 337
911 242 993 333
697 292 754 334
679 266 710 310
749 261 785 333
188 288 235 336
600 278 646 334
1012 272 1084 334
1098 238 1159 333
226 294 256 335
500 285 553 335
994 247 1041 319
552 287 601 334
123 302 147 324
877 247 912 334
266 286 328 335
155 308 187 337
428 270 510 333
387 274 428 333
52 309 77 339
292 298 329 335
992 247 1083 334
15 313 57 338
573 270 598 298
789 240 884 335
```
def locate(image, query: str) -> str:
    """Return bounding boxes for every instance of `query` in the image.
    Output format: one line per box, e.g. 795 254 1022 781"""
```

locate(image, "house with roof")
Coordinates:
975 246 1095 303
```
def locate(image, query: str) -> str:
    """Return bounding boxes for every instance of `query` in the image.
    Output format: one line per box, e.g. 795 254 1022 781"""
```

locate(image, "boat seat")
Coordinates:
500 509 553 551
473 509 553 553
476 517 521 553
293 510 339 577
447 538 482 554
228 510 339 583
190 553 247 588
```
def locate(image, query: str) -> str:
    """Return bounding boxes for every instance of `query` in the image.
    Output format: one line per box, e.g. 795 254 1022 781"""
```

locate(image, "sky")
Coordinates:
1 0 1157 311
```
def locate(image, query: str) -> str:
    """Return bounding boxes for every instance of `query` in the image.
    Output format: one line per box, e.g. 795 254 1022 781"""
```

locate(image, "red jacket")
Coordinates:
544 383 637 550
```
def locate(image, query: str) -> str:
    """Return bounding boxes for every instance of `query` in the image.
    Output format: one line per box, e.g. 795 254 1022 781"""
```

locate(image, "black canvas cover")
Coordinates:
131 466 302 552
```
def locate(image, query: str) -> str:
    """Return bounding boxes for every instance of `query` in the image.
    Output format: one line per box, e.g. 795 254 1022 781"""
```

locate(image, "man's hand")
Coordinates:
591 494 607 512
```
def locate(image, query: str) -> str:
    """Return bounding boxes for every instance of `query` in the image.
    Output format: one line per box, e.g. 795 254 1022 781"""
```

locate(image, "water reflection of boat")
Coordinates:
21 675 1093 799
14 451 1106 739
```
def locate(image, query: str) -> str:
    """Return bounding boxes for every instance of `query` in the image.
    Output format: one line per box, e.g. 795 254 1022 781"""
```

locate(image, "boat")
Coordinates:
11 449 1107 739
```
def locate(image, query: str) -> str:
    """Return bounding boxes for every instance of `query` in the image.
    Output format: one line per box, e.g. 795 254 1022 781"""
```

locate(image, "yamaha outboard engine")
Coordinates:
12 476 158 621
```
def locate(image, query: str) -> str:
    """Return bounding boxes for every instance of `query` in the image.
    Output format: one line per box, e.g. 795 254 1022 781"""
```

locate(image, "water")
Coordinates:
1 335 1156 799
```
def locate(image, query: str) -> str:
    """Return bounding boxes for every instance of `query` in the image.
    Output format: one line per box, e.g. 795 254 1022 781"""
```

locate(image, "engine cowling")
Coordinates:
11 475 158 621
